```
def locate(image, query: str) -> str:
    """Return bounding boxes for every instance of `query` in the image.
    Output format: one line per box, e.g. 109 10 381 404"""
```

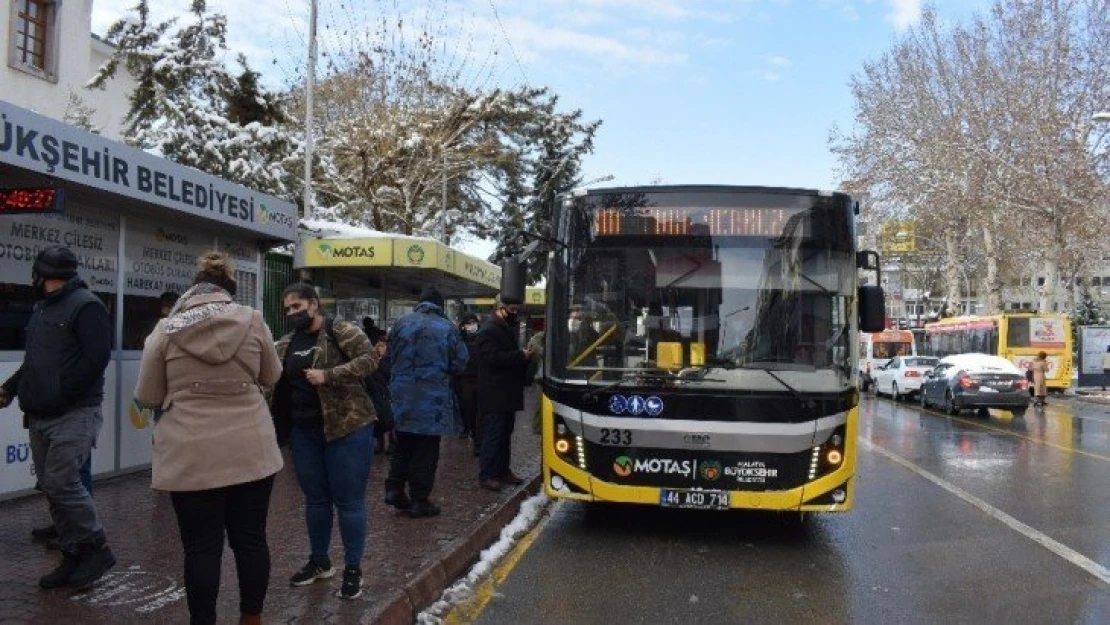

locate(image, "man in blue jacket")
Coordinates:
0 247 116 589
384 286 469 518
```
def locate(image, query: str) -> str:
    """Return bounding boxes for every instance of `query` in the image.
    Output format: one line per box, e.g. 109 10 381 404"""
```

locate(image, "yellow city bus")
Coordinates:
531 185 885 514
922 314 1073 391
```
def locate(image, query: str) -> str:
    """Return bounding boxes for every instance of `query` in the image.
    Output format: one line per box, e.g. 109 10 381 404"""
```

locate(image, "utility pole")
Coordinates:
440 150 448 244
302 0 318 221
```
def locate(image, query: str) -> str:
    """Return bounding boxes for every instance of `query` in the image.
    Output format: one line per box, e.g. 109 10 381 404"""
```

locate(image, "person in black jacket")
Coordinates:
474 296 531 491
363 319 395 455
455 312 481 453
0 247 116 590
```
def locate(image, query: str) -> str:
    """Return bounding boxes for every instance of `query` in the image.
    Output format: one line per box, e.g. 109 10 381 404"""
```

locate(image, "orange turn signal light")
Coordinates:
826 449 843 465
555 439 571 453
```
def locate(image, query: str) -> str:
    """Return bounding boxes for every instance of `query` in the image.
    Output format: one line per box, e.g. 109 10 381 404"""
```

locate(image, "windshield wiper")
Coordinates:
581 372 673 400
797 272 831 295
736 363 808 402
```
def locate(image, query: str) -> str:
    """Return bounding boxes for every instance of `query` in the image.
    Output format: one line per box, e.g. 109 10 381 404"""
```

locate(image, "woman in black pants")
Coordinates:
134 253 284 625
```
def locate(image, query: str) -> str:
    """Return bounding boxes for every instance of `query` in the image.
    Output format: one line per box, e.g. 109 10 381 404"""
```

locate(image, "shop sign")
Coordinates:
0 101 295 240
0 202 119 288
301 238 393 267
124 216 212 297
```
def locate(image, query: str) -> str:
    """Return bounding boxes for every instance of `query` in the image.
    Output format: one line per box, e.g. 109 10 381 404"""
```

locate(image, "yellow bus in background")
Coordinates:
922 314 1073 391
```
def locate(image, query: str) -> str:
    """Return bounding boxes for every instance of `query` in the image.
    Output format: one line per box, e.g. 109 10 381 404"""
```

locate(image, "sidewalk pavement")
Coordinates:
0 388 542 624
1057 388 1110 405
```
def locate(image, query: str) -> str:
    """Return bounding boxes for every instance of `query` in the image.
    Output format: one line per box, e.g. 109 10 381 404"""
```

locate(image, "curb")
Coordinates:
368 475 543 625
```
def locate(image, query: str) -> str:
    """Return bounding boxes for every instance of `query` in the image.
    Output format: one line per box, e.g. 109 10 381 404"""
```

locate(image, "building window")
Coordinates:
1036 277 1045 286
8 0 58 80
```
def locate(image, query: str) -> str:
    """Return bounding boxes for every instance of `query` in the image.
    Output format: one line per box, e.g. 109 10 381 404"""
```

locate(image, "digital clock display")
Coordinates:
593 206 808 237
0 187 63 215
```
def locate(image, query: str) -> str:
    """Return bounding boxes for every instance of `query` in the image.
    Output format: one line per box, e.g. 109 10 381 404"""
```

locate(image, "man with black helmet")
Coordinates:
0 246 115 589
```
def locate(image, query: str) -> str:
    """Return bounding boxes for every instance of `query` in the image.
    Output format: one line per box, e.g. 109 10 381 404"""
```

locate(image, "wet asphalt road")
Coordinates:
449 397 1110 624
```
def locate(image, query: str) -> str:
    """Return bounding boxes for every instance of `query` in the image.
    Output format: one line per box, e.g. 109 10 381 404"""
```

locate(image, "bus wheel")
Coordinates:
945 392 960 415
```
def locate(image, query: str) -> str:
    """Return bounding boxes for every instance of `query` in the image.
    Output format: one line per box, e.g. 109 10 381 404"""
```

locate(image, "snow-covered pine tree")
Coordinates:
88 0 300 199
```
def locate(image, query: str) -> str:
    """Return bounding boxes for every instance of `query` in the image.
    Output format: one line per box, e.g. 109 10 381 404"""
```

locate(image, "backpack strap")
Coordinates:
326 318 352 363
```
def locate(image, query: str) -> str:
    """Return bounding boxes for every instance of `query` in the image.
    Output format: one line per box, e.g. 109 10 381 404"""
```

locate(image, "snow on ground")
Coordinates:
416 493 551 624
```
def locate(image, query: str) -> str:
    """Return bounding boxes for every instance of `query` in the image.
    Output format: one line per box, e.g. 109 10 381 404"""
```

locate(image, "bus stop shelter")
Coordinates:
0 100 297 499
294 220 502 326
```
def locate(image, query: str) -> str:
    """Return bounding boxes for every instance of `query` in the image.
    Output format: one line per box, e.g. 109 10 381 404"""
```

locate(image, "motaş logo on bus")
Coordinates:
612 455 696 477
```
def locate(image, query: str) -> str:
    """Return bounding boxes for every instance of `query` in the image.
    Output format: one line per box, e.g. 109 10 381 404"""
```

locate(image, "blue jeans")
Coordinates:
479 412 515 482
290 423 373 568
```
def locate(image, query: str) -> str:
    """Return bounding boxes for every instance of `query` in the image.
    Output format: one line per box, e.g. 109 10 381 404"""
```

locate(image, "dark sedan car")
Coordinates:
920 354 1030 418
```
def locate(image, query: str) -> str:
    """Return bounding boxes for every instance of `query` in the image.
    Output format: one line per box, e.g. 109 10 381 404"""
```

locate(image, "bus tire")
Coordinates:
945 391 960 415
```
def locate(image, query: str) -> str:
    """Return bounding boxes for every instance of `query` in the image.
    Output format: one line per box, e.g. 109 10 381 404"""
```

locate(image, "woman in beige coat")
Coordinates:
134 252 282 625
1031 351 1050 407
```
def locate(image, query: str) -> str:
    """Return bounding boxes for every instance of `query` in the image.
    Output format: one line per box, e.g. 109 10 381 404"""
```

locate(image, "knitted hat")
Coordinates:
419 286 444 308
32 246 78 280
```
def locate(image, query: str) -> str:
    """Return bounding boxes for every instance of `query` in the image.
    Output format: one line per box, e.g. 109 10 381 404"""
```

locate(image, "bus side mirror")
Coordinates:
859 286 885 333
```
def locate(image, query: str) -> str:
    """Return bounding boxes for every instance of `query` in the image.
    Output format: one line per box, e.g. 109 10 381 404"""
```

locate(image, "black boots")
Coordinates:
40 542 116 590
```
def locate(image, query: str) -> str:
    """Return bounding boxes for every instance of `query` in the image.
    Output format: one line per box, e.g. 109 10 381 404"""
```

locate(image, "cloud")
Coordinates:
886 0 922 31
765 55 793 67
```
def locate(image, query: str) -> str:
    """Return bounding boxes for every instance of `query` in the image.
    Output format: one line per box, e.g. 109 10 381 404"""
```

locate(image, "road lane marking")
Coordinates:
442 502 557 624
859 437 1110 586
874 398 1110 463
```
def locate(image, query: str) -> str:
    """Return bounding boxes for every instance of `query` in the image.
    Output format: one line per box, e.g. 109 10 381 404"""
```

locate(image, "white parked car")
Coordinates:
874 356 940 401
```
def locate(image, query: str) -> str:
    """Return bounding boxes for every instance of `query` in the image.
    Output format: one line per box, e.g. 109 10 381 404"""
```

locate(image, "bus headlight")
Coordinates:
811 425 847 480
553 414 587 470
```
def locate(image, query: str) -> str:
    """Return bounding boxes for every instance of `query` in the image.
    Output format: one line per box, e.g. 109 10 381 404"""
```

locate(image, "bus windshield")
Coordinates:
548 189 857 394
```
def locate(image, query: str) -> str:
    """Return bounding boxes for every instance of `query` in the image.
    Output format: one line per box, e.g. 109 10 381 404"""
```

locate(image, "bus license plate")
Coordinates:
659 489 730 511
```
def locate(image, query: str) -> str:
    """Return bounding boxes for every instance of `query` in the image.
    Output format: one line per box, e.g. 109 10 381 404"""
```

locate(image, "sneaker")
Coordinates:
31 525 59 541
68 544 116 590
384 489 411 510
403 500 441 518
338 566 363 599
289 559 335 586
39 550 80 589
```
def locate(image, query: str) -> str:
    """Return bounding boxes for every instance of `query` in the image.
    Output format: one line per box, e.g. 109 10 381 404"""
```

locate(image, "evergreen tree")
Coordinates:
88 0 300 198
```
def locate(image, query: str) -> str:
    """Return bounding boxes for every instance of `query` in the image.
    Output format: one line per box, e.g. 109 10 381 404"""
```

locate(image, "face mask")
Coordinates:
287 310 313 331
464 323 478 333
568 319 582 332
32 275 47 299
502 309 518 325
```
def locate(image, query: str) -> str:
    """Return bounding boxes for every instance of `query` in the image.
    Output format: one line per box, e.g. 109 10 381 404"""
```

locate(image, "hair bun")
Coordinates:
199 251 234 277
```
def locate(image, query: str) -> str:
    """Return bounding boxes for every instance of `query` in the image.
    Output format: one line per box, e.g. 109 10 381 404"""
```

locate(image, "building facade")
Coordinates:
2 0 135 139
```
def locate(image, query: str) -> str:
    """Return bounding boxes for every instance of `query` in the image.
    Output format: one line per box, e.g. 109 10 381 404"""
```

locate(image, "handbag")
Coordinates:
1024 368 1034 382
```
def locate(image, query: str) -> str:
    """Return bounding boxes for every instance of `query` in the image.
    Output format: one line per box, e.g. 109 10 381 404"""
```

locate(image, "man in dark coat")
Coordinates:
0 247 115 589
475 295 531 491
